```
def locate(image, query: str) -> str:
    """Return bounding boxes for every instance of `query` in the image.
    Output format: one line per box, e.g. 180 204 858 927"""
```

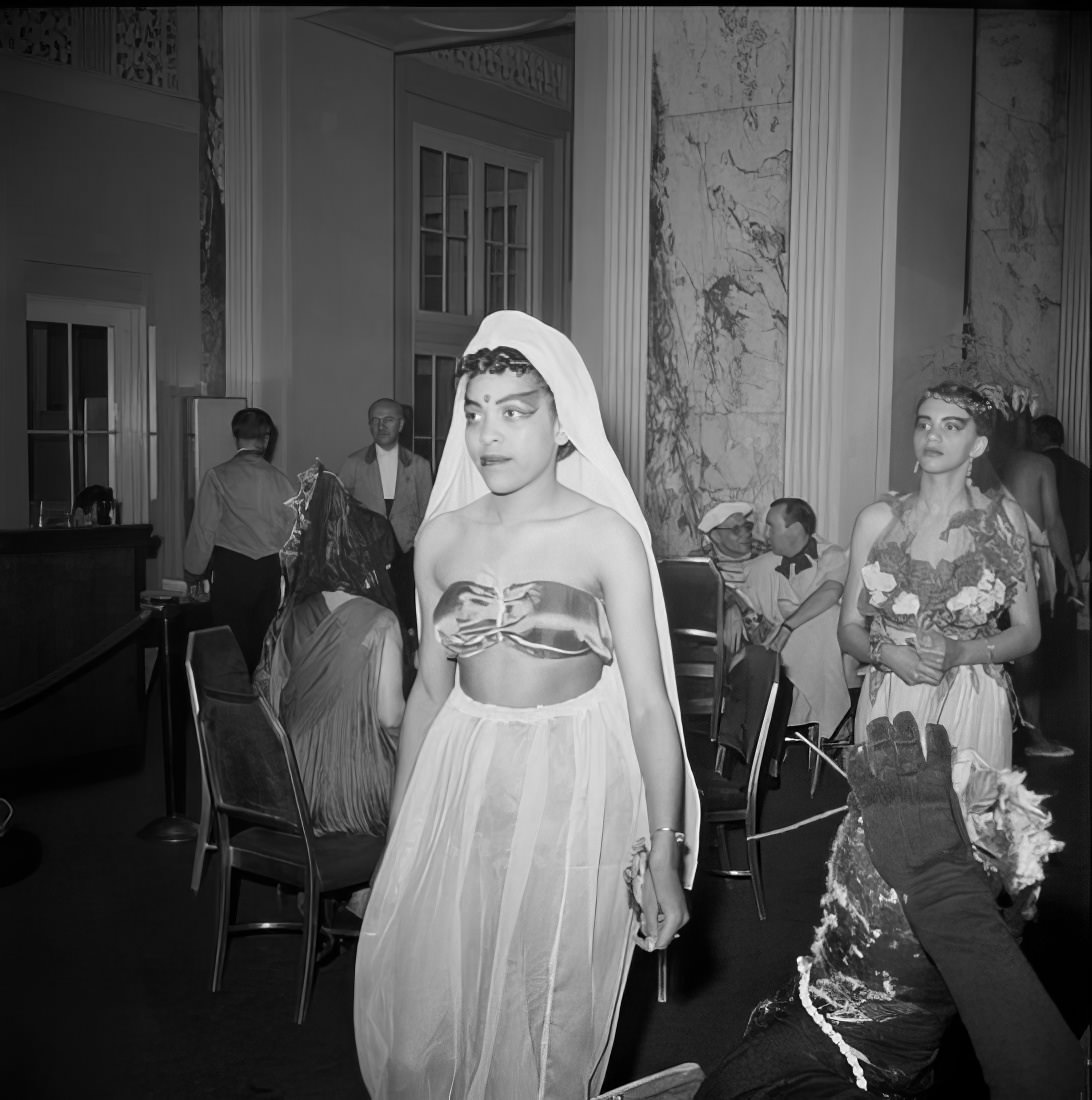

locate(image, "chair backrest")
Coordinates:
657 556 724 640
185 625 253 787
657 557 727 741
187 627 313 838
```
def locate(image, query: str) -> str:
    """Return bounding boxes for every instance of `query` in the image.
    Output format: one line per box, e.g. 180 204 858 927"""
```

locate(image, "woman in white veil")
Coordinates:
354 311 699 1099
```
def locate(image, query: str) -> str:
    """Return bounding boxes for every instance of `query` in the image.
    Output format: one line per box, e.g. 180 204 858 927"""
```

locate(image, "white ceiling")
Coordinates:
284 6 575 55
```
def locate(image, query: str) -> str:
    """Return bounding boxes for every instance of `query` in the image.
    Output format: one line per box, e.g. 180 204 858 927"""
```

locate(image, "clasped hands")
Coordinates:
884 627 959 687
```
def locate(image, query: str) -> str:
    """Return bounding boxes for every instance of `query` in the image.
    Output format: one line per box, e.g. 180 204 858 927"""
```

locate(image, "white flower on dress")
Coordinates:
861 562 897 607
891 592 920 617
947 569 1005 622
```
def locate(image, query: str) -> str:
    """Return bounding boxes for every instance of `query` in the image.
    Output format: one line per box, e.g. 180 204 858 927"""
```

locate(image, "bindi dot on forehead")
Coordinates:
482 395 492 404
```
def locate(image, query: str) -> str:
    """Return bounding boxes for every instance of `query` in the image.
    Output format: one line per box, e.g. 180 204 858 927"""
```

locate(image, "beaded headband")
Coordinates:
456 346 537 376
922 387 997 421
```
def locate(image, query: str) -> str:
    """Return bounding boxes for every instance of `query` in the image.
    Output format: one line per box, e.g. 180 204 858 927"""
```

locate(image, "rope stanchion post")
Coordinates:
137 603 198 843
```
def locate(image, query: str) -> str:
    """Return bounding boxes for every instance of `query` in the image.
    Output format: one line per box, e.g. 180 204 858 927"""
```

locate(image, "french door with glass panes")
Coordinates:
410 127 543 470
25 296 148 526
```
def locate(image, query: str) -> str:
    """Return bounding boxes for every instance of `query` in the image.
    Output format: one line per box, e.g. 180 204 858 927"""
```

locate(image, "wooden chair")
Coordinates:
591 1062 705 1100
188 626 384 1024
184 626 252 894
687 660 781 920
657 557 727 745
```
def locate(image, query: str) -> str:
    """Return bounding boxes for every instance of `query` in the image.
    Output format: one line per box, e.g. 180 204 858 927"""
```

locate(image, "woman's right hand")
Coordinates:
882 642 943 687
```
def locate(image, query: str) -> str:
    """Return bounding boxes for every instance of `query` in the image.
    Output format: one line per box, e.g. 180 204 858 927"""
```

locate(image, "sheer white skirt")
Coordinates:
354 678 644 1100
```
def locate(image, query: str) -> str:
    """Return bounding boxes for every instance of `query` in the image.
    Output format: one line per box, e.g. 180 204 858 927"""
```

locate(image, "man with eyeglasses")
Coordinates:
339 399 433 645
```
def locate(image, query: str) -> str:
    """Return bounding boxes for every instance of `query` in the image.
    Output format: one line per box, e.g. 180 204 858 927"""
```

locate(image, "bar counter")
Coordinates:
0 524 158 775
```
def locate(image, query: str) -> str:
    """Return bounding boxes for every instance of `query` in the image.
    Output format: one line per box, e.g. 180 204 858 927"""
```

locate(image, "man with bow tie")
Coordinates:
743 498 851 741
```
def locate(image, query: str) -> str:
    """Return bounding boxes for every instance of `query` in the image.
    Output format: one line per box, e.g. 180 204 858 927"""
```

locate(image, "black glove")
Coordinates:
845 712 975 895
847 712 1082 1100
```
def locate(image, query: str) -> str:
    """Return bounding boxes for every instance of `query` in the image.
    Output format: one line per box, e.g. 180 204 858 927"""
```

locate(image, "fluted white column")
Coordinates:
785 8 851 535
223 6 261 402
572 6 652 497
1057 11 1090 465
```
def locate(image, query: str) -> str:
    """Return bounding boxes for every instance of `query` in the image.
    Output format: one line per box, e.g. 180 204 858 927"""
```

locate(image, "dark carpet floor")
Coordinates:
1 631 1087 1099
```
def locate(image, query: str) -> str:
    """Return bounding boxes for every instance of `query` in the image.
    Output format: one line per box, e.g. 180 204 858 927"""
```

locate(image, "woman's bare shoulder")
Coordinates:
851 497 898 544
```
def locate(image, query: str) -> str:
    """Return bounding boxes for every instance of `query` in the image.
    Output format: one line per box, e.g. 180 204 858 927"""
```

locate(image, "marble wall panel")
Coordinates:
967 10 1067 409
648 8 792 557
653 6 793 116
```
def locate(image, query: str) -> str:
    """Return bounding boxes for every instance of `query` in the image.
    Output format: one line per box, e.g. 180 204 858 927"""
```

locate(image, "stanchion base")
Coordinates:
137 814 198 843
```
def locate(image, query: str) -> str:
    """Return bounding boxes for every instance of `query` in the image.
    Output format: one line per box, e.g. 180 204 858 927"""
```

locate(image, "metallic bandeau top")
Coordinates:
434 579 613 663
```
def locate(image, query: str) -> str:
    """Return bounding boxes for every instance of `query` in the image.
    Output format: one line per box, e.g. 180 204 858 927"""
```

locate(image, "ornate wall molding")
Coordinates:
0 7 182 91
420 41 571 110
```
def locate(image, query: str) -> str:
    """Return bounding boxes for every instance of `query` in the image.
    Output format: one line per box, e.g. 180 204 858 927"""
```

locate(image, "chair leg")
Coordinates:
189 787 213 894
294 881 321 1025
809 740 824 799
212 851 232 992
746 836 766 921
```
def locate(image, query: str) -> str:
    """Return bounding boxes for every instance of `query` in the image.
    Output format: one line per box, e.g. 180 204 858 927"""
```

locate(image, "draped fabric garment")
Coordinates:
265 593 400 836
853 489 1028 771
354 311 699 1099
354 679 642 1099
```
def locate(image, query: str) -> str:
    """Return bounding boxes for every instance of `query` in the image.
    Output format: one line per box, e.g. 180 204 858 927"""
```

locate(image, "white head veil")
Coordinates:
424 310 699 886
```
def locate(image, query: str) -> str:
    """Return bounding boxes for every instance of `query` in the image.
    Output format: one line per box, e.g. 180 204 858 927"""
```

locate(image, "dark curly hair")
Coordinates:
456 345 575 460
916 382 996 438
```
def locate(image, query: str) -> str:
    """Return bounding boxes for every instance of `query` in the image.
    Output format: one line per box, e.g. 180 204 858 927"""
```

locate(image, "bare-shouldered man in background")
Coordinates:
990 401 1078 757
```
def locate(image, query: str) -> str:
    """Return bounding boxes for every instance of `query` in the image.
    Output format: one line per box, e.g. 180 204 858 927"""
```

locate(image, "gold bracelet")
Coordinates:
985 640 996 664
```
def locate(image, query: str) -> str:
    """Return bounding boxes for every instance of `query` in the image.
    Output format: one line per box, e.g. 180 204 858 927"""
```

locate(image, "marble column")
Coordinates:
571 6 653 497
786 7 905 543
646 8 794 555
223 6 261 403
1057 12 1090 464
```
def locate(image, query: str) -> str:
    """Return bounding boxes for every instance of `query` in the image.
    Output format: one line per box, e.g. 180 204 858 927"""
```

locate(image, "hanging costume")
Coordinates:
353 311 700 1100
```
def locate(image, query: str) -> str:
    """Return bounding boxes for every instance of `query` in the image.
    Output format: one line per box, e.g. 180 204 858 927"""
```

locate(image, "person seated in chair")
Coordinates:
697 501 781 766
743 498 850 746
255 463 406 921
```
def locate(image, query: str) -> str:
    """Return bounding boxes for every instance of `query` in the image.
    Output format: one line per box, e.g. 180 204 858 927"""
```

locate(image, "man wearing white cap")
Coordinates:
698 501 771 654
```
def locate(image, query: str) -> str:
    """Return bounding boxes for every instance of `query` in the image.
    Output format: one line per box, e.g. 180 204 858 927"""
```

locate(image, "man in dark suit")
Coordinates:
339 399 433 644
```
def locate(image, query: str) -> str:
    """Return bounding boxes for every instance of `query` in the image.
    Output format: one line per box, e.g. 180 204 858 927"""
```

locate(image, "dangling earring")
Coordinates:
913 460 920 475
966 460 974 485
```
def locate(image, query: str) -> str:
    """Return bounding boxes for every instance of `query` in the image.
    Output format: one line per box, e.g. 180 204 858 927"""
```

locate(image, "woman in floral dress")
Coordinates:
839 383 1040 770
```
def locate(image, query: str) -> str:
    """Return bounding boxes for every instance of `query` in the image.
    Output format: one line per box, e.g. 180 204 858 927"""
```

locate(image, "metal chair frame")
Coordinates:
702 662 782 921
187 626 381 1024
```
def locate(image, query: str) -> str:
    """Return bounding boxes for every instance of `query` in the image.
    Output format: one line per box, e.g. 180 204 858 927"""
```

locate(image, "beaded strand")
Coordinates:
796 956 869 1091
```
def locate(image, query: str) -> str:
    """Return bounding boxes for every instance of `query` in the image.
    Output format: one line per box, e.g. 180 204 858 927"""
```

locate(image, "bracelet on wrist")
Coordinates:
985 639 996 664
868 633 890 668
651 826 687 846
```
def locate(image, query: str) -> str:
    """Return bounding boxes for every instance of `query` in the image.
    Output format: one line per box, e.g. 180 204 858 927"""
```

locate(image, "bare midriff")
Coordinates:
456 646 605 707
